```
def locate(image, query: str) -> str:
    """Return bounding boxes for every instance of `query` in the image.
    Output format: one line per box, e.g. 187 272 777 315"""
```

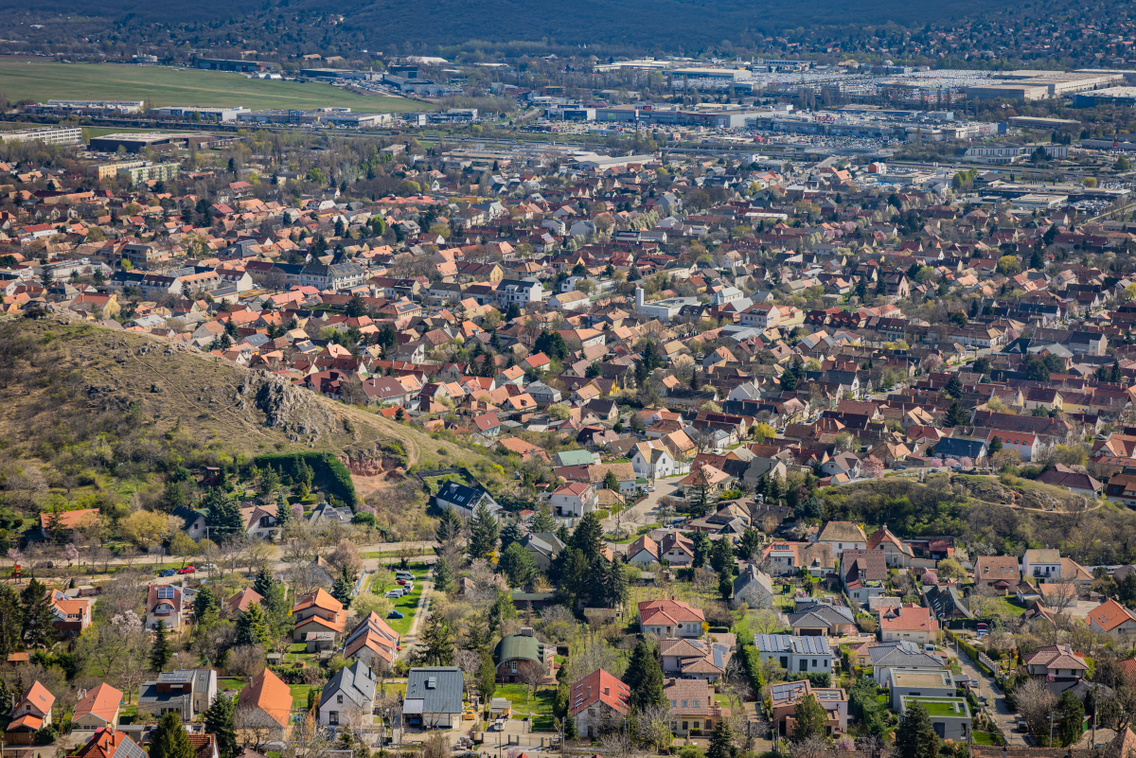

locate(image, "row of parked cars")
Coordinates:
385 570 416 617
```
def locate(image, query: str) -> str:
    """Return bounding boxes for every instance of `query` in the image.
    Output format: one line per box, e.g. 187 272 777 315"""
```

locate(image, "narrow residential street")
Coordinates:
397 569 433 660
603 476 682 531
955 647 1028 746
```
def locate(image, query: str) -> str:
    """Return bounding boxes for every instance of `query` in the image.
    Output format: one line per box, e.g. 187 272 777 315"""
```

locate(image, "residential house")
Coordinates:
72 683 123 729
631 442 677 481
137 670 217 721
235 668 292 741
570 669 630 739
66 729 147 758
1021 549 1062 581
292 588 346 642
520 533 566 571
1088 599 1136 640
816 521 868 552
493 629 553 683
659 638 734 682
762 542 834 578
753 634 833 675
660 532 696 566
434 481 503 519
887 669 956 710
319 661 377 729
6 681 55 745
549 482 597 518
879 604 939 644
664 678 730 736
626 535 660 566
146 585 185 630
974 556 1021 592
769 680 848 738
639 599 706 638
403 667 465 728
731 564 774 610
869 641 947 687
787 600 856 637
343 612 400 670
866 526 914 568
1024 644 1088 686
900 697 970 742
839 550 887 606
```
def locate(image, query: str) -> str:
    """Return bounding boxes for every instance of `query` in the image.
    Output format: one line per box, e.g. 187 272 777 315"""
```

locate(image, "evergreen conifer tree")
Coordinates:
151 620 172 671
151 711 196 758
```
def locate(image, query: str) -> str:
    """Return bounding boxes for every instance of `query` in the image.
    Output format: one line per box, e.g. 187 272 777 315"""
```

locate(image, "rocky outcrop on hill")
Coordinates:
236 370 338 442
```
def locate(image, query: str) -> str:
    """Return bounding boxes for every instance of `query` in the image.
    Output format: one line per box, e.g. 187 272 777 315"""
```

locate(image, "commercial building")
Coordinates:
150 106 247 122
193 58 274 72
1073 87 1136 107
29 99 144 115
970 70 1123 100
1 127 82 146
88 132 205 154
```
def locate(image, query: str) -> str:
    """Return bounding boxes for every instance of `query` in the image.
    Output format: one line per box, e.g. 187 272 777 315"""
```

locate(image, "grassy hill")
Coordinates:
0 315 495 542
0 60 428 112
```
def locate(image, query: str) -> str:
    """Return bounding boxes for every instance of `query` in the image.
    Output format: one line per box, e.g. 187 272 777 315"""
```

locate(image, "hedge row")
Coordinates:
254 452 357 509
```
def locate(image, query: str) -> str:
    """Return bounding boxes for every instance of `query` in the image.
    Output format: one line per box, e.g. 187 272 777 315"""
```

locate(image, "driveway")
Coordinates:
602 477 683 531
955 649 1028 746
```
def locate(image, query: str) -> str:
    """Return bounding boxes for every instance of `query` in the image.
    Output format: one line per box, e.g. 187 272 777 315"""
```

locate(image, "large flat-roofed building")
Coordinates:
312 112 392 127
88 160 147 180
150 106 247 122
193 58 273 72
88 132 203 154
29 99 144 115
1073 87 1136 107
971 70 1123 100
1 127 82 146
967 83 1051 101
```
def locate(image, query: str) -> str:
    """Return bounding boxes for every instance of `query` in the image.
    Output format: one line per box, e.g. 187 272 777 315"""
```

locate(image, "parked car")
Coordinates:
159 569 176 577
395 571 414 581
388 610 405 619
1017 721 1029 733
385 589 404 598
200 563 219 571
177 566 196 574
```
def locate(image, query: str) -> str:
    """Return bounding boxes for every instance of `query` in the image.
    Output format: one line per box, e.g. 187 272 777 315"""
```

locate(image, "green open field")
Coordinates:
0 59 430 112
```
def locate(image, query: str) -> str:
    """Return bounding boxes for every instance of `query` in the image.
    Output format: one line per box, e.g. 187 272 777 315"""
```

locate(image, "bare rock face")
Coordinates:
236 370 338 442
341 453 404 478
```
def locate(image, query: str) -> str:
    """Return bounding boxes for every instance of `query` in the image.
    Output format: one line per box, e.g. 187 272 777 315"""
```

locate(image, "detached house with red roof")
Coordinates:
569 670 630 739
67 728 148 758
236 668 293 740
1024 644 1088 687
879 604 939 645
1088 598 1136 640
73 683 123 729
638 599 706 639
6 681 55 745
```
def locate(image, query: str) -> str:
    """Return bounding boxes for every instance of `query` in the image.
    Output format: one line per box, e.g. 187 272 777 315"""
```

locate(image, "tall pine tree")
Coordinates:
0 585 23 654
151 711 196 758
624 641 666 710
203 695 238 758
570 512 604 562
895 700 939 758
234 603 273 648
332 566 355 609
151 620 172 671
467 502 499 560
20 578 55 649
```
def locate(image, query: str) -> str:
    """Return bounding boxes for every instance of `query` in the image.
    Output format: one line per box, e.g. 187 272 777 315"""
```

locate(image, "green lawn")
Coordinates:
0 60 430 112
289 683 312 706
386 566 430 636
492 684 557 731
972 731 998 745
218 678 245 693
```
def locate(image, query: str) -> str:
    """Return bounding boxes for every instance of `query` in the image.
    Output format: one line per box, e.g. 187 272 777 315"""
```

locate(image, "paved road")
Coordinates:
954 645 1028 746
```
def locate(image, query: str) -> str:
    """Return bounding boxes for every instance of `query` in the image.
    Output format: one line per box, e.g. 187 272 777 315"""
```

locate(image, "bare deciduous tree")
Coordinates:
1015 677 1057 740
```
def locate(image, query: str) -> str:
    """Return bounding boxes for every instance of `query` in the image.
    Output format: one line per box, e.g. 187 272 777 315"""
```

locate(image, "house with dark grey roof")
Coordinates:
520 532 565 571
403 667 465 728
754 635 832 675
319 660 377 728
731 564 774 610
868 641 946 686
170 506 206 541
787 600 856 636
434 481 501 519
931 437 987 460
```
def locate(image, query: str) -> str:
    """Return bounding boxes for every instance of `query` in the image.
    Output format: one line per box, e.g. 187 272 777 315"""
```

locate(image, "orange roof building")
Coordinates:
73 683 123 729
236 668 292 730
7 681 55 744
569 669 630 738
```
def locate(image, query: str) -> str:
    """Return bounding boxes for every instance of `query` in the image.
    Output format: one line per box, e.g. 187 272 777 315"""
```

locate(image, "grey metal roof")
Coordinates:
404 667 464 715
321 660 377 710
753 634 832 656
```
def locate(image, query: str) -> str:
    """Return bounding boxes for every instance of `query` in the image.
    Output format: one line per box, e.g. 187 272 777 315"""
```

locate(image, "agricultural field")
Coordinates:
0 59 430 112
